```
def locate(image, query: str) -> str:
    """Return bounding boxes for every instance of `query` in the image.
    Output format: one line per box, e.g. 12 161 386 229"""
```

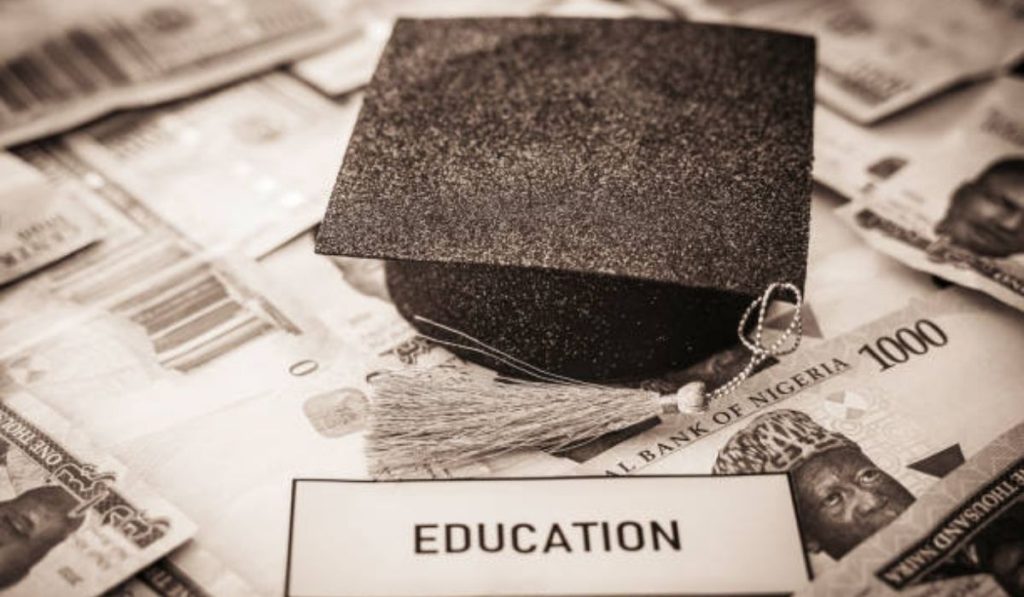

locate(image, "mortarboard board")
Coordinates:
316 17 815 381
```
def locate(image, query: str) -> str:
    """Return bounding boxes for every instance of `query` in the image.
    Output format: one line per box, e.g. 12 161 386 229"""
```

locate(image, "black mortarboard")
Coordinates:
316 17 815 382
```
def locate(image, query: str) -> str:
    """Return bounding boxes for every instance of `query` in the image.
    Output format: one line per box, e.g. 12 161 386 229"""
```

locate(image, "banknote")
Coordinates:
0 136 334 415
813 80 992 201
799 423 1024 596
99 334 374 595
0 0 350 147
0 149 329 442
0 254 344 593
0 245 331 447
0 386 193 595
5 134 316 365
724 0 1024 124
289 0 669 96
839 77 1024 312
0 223 359 594
62 72 360 259
540 0 675 18
576 287 1024 576
0 153 101 286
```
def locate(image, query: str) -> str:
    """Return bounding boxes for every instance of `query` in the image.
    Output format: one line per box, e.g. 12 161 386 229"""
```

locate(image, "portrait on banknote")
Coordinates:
841 78 1024 311
802 424 1024 597
0 389 191 595
0 440 84 589
934 157 1024 259
712 409 915 561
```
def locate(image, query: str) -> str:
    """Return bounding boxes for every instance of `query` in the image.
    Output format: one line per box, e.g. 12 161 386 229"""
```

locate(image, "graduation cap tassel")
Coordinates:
366 282 803 477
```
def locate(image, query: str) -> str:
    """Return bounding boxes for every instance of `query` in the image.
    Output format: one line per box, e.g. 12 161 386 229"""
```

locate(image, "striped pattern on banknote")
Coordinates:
13 142 299 371
0 0 324 129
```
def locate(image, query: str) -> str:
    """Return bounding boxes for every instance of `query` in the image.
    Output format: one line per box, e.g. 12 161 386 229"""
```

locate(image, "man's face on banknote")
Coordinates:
938 158 1024 258
792 446 915 560
0 485 82 588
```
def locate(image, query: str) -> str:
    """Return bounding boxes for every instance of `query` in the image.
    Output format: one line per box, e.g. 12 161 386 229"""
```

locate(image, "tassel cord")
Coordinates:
410 315 602 388
705 282 803 402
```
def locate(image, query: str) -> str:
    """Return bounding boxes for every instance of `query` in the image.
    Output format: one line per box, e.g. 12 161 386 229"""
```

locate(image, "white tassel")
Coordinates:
366 368 706 475
366 282 802 476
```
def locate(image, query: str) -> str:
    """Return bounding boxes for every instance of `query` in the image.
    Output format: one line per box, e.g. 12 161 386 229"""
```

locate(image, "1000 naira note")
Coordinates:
800 422 1024 596
579 287 1024 576
0 387 193 595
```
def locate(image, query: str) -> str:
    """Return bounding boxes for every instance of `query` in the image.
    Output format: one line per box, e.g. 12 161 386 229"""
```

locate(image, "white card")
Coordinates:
286 475 809 596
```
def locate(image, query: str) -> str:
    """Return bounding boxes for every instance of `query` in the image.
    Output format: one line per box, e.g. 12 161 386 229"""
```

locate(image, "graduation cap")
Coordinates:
316 17 815 382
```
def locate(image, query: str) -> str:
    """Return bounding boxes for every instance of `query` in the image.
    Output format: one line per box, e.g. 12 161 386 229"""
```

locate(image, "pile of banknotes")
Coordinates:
0 0 1022 595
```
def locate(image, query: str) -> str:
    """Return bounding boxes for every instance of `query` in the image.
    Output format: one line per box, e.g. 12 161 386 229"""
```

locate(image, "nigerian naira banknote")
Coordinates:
61 72 360 259
799 422 1024 596
840 77 1024 311
812 80 993 202
0 0 349 147
724 0 1024 124
577 287 1024 577
0 387 192 595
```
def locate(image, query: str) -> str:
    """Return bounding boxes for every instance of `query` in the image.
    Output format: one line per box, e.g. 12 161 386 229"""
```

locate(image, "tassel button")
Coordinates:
659 381 707 417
